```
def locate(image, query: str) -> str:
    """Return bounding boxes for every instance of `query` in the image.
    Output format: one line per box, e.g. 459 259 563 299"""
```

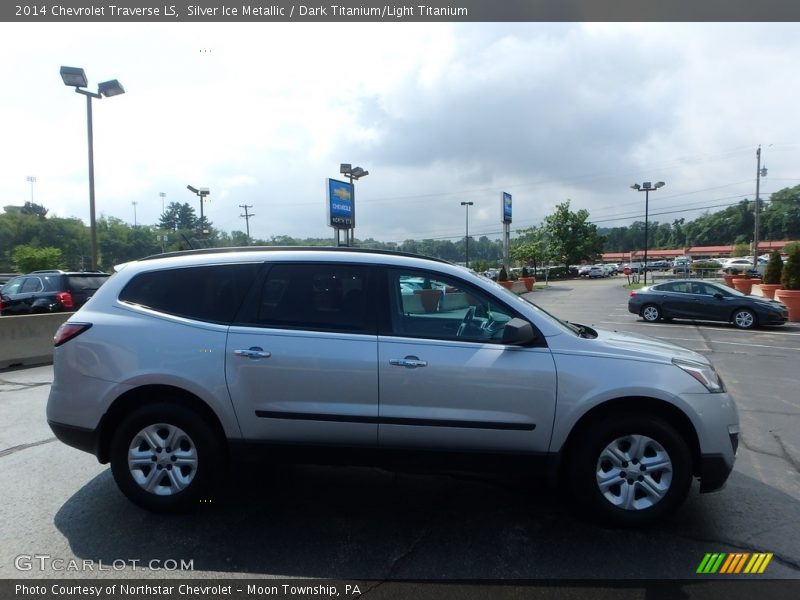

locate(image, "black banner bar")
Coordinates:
5 0 800 23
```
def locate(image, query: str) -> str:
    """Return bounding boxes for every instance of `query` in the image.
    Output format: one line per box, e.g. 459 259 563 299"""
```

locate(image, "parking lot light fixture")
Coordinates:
630 181 666 285
60 65 126 270
187 185 210 231
460 201 474 268
338 163 369 247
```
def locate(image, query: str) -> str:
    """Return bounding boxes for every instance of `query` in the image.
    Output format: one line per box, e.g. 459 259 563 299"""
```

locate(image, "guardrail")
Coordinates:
0 313 72 369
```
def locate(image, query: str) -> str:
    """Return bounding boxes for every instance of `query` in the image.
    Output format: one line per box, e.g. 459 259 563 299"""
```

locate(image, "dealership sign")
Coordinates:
502 192 512 223
327 178 355 229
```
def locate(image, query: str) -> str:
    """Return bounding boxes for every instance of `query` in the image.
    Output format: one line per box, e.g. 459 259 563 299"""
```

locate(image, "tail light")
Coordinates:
56 291 74 310
54 322 92 347
629 290 638 297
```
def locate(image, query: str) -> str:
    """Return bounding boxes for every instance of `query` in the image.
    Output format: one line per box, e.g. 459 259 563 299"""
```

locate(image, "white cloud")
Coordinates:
2 22 799 243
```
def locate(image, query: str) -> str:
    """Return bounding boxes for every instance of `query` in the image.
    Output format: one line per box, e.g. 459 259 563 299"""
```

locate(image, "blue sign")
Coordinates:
502 192 512 223
327 178 355 229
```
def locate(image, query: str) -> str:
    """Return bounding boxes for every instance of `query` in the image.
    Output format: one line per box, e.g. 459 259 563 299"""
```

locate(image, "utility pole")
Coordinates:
753 145 768 272
239 204 255 245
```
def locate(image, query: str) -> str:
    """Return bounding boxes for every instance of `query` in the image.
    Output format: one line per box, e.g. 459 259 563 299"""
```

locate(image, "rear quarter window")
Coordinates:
64 275 110 291
119 263 260 324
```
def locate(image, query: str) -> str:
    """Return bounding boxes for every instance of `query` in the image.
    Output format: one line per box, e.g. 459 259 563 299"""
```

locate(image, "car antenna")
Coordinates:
180 233 197 250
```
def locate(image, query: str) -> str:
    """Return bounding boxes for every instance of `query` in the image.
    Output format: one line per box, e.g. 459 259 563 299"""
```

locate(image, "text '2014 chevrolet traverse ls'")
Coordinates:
47 248 739 526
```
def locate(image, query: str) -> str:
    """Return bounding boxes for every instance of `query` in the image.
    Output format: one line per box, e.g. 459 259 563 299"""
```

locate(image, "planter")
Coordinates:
723 274 736 288
757 283 782 300
775 289 800 322
498 280 514 290
732 278 756 295
413 288 442 312
520 276 535 292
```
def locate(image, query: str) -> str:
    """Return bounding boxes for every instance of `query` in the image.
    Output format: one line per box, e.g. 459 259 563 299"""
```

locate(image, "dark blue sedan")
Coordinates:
628 279 788 329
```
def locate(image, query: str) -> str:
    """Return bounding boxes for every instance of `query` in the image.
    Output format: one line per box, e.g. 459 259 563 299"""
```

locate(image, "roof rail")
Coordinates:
138 246 451 265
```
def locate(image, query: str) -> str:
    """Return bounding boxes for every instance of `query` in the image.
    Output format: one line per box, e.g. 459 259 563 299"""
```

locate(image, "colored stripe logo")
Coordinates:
697 553 773 574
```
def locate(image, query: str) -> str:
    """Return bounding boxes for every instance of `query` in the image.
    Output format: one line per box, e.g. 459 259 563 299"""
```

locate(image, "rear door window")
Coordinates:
119 263 260 324
247 263 374 334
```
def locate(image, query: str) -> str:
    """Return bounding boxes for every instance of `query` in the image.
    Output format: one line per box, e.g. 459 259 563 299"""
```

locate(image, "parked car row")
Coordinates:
0 270 110 316
579 264 619 277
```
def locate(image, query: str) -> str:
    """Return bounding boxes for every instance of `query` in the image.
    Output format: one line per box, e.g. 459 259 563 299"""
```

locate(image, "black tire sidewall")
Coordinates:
110 403 221 513
569 414 692 526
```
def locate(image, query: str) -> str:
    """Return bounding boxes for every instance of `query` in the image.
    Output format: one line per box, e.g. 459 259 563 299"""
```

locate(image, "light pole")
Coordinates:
630 181 665 286
460 201 474 267
159 192 166 214
60 66 125 270
132 201 138 227
186 185 210 234
339 163 368 247
753 145 768 272
26 176 37 203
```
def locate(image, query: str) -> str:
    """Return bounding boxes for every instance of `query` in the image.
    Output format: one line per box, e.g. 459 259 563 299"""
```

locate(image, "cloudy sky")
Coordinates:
2 22 800 243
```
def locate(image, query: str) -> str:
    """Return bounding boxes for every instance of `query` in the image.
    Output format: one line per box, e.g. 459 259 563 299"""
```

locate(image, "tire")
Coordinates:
567 414 693 526
110 403 223 513
732 308 757 330
641 304 662 322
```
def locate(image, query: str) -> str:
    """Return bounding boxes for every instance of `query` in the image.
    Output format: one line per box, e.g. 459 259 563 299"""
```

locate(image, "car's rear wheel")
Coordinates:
110 403 222 513
732 308 757 330
567 414 693 526
641 304 662 322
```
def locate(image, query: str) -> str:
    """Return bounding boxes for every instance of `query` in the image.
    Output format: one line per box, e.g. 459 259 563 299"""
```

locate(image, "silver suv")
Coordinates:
47 248 739 525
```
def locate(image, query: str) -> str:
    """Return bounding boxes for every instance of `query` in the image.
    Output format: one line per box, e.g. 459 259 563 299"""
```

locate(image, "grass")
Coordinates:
624 282 645 290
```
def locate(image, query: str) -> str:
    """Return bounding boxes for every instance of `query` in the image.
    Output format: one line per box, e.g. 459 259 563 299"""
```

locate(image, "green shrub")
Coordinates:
498 267 508 282
521 266 529 278
781 246 800 290
763 251 783 285
691 261 720 270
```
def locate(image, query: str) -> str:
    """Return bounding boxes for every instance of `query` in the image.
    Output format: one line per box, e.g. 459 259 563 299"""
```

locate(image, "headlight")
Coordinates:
673 358 725 393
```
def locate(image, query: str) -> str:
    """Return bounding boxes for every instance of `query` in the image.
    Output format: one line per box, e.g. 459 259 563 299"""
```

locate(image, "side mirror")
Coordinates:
502 317 537 345
714 293 724 300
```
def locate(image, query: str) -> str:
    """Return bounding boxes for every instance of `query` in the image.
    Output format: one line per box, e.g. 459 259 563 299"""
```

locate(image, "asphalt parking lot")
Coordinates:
1 276 798 584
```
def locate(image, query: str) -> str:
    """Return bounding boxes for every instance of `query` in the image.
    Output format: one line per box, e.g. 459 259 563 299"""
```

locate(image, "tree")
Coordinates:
763 251 783 285
781 245 800 290
12 245 62 272
159 202 198 231
543 200 605 266
511 225 551 271
20 202 49 219
731 243 750 257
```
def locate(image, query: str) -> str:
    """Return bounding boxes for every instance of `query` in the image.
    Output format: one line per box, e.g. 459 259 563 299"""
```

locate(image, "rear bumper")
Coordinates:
48 420 101 459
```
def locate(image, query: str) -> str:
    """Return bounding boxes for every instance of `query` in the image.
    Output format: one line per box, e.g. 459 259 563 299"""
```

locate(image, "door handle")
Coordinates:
234 347 271 359
390 356 428 369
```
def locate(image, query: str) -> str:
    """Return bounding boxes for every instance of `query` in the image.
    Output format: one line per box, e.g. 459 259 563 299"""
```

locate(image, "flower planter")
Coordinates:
732 278 756 295
498 280 514 290
757 283 782 300
520 276 535 292
414 289 442 312
723 274 736 288
775 289 800 322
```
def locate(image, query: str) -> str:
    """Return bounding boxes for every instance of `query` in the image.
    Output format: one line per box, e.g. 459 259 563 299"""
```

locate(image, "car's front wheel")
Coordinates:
110 403 223 512
567 414 693 526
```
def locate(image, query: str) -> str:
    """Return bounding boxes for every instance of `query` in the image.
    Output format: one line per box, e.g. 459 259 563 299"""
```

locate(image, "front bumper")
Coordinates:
699 452 735 493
